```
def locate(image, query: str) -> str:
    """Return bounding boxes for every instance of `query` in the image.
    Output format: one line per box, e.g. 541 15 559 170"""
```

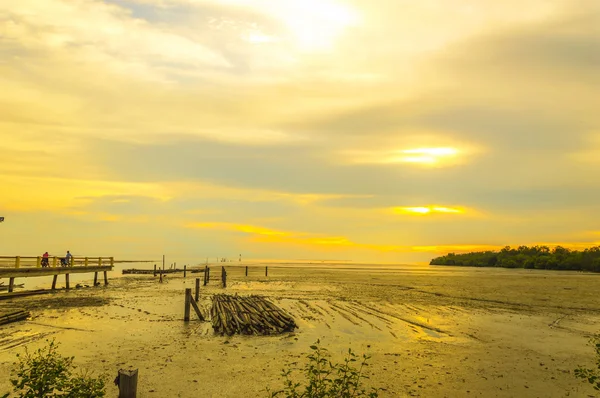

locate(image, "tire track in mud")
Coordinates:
357 302 453 336
344 301 394 325
0 332 57 351
333 302 383 331
327 301 361 326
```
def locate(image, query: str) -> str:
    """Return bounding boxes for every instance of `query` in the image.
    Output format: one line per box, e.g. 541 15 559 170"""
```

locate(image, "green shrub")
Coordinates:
267 340 379 398
7 339 106 398
575 335 600 391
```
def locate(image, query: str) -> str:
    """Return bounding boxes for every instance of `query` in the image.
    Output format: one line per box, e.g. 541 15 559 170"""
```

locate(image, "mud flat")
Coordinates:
0 264 599 397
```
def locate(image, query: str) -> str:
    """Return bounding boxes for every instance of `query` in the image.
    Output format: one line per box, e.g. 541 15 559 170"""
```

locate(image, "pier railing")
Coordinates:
0 256 114 268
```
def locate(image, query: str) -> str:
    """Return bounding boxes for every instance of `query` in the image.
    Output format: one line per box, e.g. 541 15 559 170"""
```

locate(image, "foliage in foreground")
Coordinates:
431 245 600 272
5 339 106 398
575 335 600 391
267 340 379 398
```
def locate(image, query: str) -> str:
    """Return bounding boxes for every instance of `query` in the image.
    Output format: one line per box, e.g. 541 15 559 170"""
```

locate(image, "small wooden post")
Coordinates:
104 271 108 285
190 296 204 321
265 266 268 277
85 257 89 266
15 256 20 269
195 278 200 301
221 266 227 288
65 274 70 289
184 265 187 278
184 288 191 321
8 277 15 293
37 256 41 267
245 266 248 277
162 254 165 271
52 275 58 290
94 272 98 286
153 264 157 277
117 368 138 398
52 256 57 268
203 266 208 286
174 262 176 269
159 271 163 283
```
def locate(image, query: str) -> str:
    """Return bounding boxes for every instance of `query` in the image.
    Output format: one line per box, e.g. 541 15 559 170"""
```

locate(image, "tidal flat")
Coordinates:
0 264 598 397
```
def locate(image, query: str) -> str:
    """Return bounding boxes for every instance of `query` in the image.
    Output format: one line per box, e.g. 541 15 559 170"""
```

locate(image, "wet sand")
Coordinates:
0 264 599 397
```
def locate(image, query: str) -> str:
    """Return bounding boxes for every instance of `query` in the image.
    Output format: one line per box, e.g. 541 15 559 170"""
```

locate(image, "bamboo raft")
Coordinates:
0 309 30 326
211 294 297 336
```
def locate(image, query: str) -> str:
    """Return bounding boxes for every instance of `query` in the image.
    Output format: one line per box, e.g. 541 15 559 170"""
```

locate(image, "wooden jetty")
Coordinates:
0 256 114 293
122 268 205 275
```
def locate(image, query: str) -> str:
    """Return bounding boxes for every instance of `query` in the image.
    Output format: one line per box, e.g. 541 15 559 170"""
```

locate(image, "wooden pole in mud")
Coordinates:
159 271 163 283
117 368 138 398
153 264 156 277
162 255 165 271
221 266 227 288
265 266 268 277
195 278 200 301
184 288 191 321
184 265 187 278
245 266 248 277
8 277 15 293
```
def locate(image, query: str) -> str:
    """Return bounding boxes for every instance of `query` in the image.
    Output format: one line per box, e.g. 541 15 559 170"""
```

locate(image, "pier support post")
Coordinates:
117 368 138 398
103 271 108 285
65 274 70 290
8 277 15 293
184 288 191 321
94 272 98 286
195 278 200 302
52 275 58 290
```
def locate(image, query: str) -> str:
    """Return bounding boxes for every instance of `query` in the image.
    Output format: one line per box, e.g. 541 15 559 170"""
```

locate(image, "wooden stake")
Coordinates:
104 271 108 285
184 265 187 278
52 275 58 290
184 288 191 321
117 368 138 398
159 272 163 283
190 296 204 321
94 272 98 286
265 266 268 277
8 277 15 293
245 266 248 277
153 264 156 277
195 278 200 302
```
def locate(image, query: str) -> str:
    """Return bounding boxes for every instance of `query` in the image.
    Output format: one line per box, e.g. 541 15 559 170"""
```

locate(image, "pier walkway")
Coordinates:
0 256 114 294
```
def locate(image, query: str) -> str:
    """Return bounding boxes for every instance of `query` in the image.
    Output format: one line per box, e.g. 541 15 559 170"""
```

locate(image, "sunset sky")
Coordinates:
1 0 599 264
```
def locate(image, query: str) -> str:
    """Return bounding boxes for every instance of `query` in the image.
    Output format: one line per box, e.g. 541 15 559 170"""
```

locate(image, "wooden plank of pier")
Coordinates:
0 265 112 278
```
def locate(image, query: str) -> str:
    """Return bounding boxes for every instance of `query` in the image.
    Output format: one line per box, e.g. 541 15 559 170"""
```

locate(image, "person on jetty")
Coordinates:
65 250 72 266
41 252 49 267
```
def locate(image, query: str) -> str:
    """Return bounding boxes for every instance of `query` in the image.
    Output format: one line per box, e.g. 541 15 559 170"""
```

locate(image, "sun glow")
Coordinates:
394 206 465 215
390 147 459 165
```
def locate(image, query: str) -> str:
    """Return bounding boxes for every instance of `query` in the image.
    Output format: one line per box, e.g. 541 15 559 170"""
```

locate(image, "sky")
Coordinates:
1 0 599 264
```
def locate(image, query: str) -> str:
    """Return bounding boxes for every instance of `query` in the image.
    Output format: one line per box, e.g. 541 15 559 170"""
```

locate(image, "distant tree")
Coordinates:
430 245 600 272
